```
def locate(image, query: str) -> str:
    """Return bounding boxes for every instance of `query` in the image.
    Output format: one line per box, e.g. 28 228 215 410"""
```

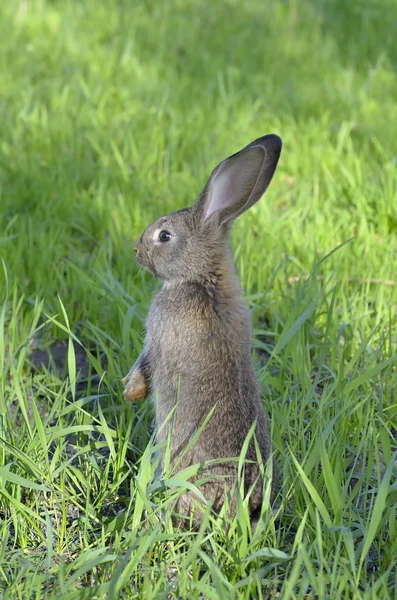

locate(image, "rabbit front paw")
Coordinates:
122 364 149 401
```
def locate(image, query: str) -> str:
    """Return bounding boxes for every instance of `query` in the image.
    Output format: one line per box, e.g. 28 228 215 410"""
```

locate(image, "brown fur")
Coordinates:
123 134 282 528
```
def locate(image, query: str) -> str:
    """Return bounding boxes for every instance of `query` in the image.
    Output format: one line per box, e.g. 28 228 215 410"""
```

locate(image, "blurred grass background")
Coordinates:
0 0 397 598
1 0 397 327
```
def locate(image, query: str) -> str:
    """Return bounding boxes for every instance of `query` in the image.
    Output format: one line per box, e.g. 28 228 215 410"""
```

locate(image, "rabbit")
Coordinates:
123 134 282 528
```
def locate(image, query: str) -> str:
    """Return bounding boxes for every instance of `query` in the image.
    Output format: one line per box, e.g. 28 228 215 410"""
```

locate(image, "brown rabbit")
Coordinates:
123 134 282 528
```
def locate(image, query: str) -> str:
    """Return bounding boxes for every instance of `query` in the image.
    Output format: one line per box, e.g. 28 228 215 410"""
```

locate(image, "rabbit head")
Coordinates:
134 134 282 282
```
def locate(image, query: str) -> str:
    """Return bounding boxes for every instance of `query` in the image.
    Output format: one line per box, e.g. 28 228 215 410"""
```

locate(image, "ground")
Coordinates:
0 0 396 598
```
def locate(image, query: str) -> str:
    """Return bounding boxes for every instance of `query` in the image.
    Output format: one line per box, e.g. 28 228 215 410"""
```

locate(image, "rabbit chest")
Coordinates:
145 281 255 445
146 284 215 382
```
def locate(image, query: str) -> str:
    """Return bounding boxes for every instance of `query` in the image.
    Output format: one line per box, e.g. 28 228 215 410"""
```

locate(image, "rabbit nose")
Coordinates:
133 237 142 252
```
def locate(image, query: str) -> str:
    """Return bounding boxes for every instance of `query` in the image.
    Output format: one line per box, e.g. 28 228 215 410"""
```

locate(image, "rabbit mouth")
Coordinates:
136 253 159 277
135 253 148 269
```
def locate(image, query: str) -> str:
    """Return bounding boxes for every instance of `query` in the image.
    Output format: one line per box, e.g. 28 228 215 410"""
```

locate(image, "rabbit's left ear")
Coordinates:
194 134 282 226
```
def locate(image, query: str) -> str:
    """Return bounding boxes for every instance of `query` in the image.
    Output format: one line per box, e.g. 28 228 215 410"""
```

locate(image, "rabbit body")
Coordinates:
123 134 282 527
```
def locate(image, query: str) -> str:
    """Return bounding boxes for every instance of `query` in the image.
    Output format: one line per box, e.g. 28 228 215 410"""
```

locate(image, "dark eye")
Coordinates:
159 230 171 242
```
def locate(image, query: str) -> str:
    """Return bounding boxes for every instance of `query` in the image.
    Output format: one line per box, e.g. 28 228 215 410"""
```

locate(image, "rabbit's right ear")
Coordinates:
193 134 282 227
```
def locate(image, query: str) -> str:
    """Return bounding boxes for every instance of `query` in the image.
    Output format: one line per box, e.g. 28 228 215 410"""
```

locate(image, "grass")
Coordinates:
0 0 397 597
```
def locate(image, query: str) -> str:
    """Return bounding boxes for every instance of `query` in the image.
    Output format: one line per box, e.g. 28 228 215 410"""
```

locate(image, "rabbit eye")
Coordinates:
159 230 171 242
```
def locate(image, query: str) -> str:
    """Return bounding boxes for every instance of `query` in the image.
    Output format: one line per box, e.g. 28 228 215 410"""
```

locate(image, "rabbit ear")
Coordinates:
195 134 282 226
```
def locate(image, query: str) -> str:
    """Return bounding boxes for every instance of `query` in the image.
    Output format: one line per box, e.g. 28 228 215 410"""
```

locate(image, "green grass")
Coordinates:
1 0 397 597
